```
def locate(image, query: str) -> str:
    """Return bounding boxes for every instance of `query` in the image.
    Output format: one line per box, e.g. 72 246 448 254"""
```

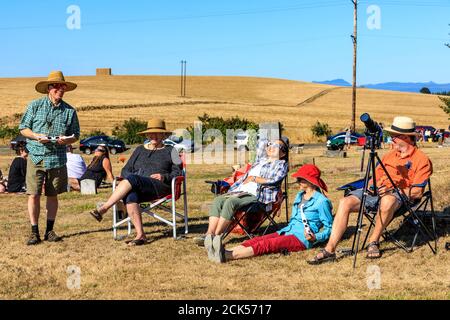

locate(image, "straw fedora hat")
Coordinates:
35 71 77 94
385 116 418 136
138 119 172 135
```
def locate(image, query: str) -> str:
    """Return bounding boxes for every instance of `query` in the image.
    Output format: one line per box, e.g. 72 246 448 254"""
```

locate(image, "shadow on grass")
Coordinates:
61 216 211 241
61 227 113 239
341 207 450 257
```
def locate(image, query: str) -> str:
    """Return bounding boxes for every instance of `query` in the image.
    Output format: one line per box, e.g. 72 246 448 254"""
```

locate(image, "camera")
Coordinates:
47 136 60 143
360 113 381 135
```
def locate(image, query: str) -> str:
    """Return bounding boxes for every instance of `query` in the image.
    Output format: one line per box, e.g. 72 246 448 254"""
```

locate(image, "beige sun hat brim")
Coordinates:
384 116 419 136
35 81 77 94
384 127 419 136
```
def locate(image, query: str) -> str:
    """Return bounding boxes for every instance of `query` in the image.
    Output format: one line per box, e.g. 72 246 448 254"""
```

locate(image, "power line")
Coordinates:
0 1 347 31
360 34 449 41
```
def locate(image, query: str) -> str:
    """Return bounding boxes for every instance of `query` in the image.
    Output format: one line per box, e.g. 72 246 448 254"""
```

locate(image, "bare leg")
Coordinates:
46 196 58 221
225 245 255 260
368 195 400 244
28 195 40 225
214 217 232 236
69 178 80 191
126 203 146 240
206 216 219 235
98 180 133 215
325 196 361 253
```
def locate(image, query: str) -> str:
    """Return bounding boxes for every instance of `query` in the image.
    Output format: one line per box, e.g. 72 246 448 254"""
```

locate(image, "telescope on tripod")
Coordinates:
351 113 405 268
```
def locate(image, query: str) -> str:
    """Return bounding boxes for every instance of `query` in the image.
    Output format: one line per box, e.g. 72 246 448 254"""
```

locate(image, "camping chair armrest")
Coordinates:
205 180 230 195
172 175 185 185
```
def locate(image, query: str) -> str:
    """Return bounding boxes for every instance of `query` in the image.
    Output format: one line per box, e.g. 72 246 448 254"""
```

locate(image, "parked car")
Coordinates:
235 132 249 150
326 131 364 150
415 125 436 134
234 131 260 150
163 136 196 153
79 136 127 155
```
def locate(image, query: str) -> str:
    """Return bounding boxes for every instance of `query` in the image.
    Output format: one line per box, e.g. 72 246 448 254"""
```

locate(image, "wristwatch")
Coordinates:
252 176 257 183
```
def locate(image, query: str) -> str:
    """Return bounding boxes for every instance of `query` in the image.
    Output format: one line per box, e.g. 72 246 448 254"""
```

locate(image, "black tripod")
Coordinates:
351 115 436 269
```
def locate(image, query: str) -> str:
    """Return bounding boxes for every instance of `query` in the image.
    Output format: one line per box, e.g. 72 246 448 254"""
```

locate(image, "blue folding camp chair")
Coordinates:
337 178 437 253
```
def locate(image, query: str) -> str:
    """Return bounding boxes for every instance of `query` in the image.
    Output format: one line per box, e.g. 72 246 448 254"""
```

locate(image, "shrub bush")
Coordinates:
311 121 332 138
439 96 450 120
0 125 20 139
112 118 147 144
186 113 259 144
81 129 107 139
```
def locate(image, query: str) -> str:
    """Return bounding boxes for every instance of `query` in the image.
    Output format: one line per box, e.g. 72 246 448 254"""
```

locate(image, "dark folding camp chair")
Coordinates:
221 177 288 240
337 178 437 254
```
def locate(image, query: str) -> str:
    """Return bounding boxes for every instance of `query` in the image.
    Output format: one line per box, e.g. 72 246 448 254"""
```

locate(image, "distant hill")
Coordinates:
361 81 450 93
314 79 450 93
313 79 351 87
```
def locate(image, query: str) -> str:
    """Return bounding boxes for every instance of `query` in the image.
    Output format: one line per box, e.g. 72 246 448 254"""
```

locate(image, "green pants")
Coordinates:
209 193 258 221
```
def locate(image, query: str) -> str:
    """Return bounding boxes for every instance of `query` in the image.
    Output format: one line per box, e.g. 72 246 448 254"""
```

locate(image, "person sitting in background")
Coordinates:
5 145 29 193
74 145 114 190
208 164 334 263
88 119 182 246
66 144 87 191
0 169 7 193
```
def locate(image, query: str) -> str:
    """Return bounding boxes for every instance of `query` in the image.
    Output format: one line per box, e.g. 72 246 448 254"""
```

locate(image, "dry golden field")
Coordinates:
0 75 448 300
0 75 448 143
0 144 448 300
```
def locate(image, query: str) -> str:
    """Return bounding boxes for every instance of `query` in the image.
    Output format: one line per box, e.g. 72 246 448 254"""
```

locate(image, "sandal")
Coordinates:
307 248 337 265
127 238 148 246
89 209 103 222
366 241 382 259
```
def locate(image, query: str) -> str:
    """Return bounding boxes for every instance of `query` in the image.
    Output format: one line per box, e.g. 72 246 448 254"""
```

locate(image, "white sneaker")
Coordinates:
212 235 226 263
204 234 215 261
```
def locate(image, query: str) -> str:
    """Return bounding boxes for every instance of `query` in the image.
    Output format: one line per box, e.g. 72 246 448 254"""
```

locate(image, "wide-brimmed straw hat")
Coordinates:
138 119 172 135
35 71 77 94
385 116 418 136
291 164 328 192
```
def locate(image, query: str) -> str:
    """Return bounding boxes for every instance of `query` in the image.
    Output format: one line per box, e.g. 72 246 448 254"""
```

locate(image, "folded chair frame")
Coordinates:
112 170 188 240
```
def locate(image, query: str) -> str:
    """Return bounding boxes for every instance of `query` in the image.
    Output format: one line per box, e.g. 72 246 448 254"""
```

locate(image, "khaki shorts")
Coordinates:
26 160 68 196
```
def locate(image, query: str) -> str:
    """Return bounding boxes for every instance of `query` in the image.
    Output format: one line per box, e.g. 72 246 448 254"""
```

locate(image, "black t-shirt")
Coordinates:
121 146 182 186
8 157 27 192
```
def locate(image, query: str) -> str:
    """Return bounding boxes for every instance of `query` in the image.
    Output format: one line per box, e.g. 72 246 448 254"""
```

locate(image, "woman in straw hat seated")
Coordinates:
88 119 182 246
207 164 334 263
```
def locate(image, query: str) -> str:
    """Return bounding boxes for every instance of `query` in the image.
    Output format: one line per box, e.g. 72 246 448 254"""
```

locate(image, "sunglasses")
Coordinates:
267 142 283 149
96 148 106 152
49 83 67 90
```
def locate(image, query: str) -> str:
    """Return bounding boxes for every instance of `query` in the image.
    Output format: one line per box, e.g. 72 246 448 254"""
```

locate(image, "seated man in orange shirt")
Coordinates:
308 116 433 264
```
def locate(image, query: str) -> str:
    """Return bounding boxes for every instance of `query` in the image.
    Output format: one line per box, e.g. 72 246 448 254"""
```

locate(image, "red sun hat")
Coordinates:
291 164 328 192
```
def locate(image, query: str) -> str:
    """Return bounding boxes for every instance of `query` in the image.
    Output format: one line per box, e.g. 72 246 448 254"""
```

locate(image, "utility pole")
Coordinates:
180 60 184 97
351 0 358 132
183 60 187 97
180 60 187 97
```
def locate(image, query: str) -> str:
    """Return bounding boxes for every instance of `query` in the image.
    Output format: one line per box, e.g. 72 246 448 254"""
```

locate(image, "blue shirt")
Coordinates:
278 191 334 249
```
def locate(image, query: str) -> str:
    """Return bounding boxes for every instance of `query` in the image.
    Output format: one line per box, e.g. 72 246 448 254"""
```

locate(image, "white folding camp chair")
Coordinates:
112 154 188 240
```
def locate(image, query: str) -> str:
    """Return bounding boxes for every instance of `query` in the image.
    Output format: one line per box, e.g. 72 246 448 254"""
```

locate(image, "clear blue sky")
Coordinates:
1 0 449 83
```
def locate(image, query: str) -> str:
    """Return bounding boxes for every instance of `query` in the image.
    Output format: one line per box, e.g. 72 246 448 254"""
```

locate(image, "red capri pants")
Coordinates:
241 232 306 256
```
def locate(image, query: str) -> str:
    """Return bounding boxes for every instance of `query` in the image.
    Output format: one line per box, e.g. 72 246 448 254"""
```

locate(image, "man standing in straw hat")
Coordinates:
308 116 432 264
19 71 80 245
